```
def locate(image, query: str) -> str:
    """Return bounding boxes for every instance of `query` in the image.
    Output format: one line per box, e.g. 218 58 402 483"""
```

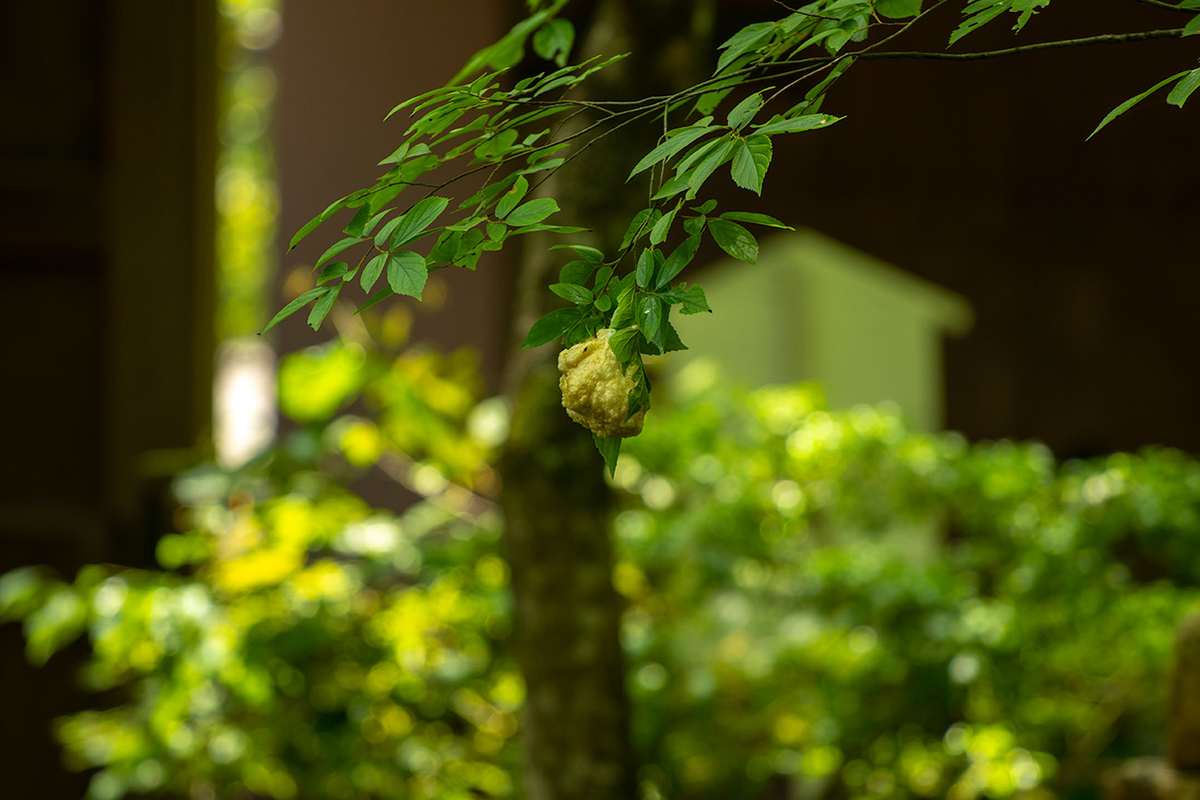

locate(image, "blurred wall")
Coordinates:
0 1 216 796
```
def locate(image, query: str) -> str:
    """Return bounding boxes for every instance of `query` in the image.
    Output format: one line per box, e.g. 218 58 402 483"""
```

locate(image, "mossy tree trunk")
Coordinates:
498 3 712 798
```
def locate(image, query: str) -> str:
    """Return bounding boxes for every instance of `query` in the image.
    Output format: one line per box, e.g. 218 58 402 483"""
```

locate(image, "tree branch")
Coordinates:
1134 0 1200 14
857 27 1187 62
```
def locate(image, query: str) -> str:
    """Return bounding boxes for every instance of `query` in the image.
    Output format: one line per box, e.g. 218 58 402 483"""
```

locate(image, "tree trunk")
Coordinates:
498 3 713 798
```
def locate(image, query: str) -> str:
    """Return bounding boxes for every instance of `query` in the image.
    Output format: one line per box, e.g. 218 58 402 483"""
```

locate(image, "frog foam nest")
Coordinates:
557 328 645 438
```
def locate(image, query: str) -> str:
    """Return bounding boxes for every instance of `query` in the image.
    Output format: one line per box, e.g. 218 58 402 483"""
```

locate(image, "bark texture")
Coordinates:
497 3 713 798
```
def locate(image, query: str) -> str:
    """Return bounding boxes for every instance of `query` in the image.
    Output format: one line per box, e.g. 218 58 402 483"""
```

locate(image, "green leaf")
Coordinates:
559 260 596 286
655 234 702 290
1187 14 1200 37
730 134 772 195
263 287 325 333
355 286 394 314
344 206 370 236
650 203 679 245
362 254 387 292
550 282 593 304
388 196 450 249
719 211 792 229
593 435 621 478
315 237 362 269
289 196 350 250
521 306 584 348
620 209 654 250
611 285 636 330
875 0 922 18
496 176 530 219
949 1 1007 46
635 248 657 289
1167 68 1200 107
474 128 519 162
708 219 759 264
507 197 560 226
1088 71 1192 139
651 171 693 201
317 261 349 285
387 251 428 299
533 18 574 67
637 294 664 347
550 244 605 263
726 91 764 129
687 138 737 200
660 317 688 353
487 221 507 241
662 283 711 315
628 125 715 180
307 286 340 330
716 21 775 74
608 326 639 363
754 114 840 135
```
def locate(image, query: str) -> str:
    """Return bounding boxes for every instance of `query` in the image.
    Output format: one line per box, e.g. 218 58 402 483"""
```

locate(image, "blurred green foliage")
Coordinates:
3 347 1199 800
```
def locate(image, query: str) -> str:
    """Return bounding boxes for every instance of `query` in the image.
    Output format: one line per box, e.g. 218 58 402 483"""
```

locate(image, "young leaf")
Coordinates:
307 285 340 330
521 306 584 348
627 125 714 180
550 282 593 304
593 435 621 478
708 219 759 264
315 237 362 269
263 287 325 333
753 114 840 135
387 251 429 299
719 211 792 229
1088 70 1191 139
655 234 702 290
289 195 351 251
1167 68 1200 108
507 197 560 226
650 203 679 245
533 18 574 67
388 196 451 249
726 91 764 130
875 0 922 18
730 134 772 195
362 254 387 293
496 176 530 219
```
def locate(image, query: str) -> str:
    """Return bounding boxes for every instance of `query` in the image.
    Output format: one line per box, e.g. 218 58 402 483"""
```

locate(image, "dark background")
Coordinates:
1 0 1197 795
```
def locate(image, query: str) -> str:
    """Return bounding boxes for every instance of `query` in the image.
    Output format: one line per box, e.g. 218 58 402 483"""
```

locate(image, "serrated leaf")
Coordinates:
655 234 702 290
650 203 679 245
1088 71 1191 139
637 294 664 347
716 21 775 74
660 317 688 353
611 285 636 329
307 285 340 330
754 114 840 135
521 307 584 349
289 196 351 250
507 197 560 226
315 237 362 269
628 125 715 180
593 435 621 477
559 260 594 285
949 2 1007 46
730 134 772 195
635 249 656 289
496 176 530 219
361 254 387 292
387 251 428 299
727 91 764 129
687 138 736 200
719 211 792 229
344 206 370 236
620 209 654 250
1167 68 1200 107
875 0 922 18
550 282 593 304
608 326 639 363
264 287 325 333
533 18 574 67
677 284 711 315
388 196 450 249
708 219 758 264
